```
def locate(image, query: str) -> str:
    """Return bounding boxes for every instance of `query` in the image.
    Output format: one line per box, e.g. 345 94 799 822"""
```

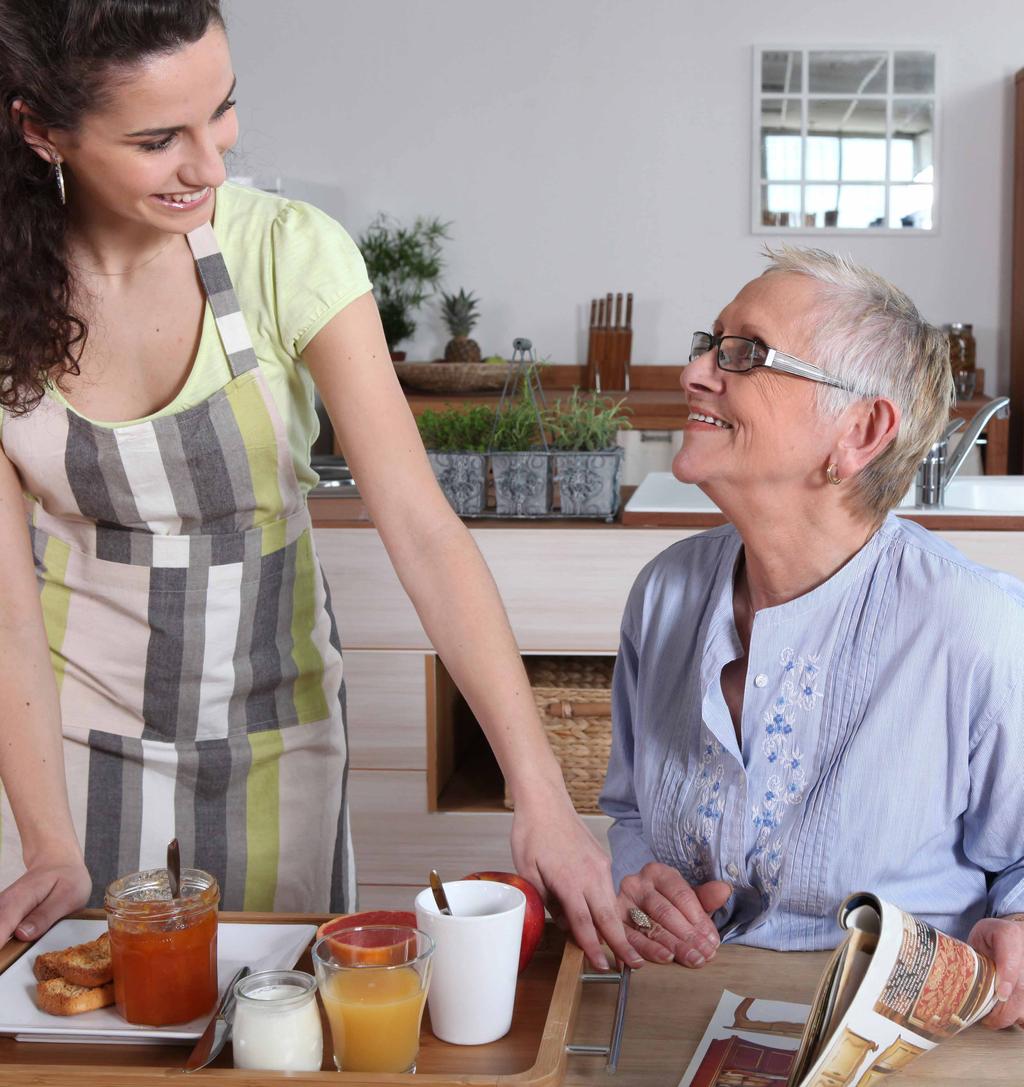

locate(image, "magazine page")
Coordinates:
678 990 810 1087
792 893 998 1087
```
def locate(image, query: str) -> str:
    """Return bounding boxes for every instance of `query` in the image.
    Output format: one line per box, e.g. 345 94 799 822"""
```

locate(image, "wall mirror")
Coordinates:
753 47 937 234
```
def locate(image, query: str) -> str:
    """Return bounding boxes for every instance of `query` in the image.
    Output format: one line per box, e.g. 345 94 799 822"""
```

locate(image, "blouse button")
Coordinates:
753 673 768 688
726 862 741 879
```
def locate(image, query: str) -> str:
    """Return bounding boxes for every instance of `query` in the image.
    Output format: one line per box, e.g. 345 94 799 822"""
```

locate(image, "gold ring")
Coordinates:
628 906 653 931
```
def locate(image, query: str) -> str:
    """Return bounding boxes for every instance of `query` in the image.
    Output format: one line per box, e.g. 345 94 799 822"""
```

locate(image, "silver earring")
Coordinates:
53 156 66 206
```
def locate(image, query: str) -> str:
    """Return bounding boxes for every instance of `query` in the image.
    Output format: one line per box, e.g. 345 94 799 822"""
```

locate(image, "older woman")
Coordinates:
600 248 1024 1028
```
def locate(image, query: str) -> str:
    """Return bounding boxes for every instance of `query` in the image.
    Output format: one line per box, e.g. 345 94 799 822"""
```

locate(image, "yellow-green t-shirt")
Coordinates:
38 182 372 494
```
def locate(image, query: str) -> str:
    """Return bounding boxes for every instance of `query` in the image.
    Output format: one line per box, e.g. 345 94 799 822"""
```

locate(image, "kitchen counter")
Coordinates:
308 488 1024 532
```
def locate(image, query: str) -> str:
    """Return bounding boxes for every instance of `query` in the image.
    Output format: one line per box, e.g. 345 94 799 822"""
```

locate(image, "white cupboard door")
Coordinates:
344 651 427 770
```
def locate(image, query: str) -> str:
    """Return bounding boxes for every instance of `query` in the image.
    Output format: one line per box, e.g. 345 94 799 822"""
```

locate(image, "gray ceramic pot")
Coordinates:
426 451 488 515
490 451 552 516
553 448 624 518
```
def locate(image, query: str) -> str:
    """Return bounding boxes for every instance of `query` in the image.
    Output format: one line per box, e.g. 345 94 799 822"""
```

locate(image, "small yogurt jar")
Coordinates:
232 969 323 1072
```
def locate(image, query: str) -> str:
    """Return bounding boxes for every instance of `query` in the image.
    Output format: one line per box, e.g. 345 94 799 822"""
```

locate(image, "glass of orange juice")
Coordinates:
311 926 434 1073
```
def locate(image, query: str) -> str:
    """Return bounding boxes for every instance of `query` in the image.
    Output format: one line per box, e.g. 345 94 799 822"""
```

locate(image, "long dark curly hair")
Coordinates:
0 0 223 414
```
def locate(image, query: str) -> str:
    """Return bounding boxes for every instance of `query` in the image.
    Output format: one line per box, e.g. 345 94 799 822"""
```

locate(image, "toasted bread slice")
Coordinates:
32 952 65 983
36 977 115 1016
33 932 113 988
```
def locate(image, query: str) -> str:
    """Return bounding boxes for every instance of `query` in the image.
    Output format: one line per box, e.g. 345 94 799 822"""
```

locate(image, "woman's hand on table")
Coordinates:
618 862 731 968
510 788 643 974
0 849 91 946
969 916 1024 1029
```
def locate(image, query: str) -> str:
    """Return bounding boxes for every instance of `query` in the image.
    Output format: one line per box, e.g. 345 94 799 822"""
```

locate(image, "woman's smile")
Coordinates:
151 187 212 211
686 409 733 430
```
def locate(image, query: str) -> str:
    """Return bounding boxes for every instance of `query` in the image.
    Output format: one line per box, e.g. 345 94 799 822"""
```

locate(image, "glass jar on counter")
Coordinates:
232 970 323 1072
945 322 977 372
104 867 219 1025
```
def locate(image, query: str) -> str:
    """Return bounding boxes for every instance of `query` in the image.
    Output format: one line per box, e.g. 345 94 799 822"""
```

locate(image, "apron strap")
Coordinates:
186 220 259 378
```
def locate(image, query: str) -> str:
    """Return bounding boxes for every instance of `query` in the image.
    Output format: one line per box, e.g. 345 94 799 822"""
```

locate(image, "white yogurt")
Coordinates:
232 971 322 1072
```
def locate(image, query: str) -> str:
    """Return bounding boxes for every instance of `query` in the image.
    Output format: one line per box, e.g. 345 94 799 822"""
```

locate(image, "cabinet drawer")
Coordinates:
349 769 610 884
344 651 427 770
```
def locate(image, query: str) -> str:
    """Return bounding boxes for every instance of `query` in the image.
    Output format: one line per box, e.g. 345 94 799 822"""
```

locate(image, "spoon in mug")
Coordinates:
429 869 452 916
167 837 181 900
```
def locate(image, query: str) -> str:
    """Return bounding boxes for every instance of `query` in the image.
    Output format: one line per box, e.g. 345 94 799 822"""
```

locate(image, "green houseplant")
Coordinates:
417 405 494 515
489 373 552 516
358 214 450 357
545 390 630 518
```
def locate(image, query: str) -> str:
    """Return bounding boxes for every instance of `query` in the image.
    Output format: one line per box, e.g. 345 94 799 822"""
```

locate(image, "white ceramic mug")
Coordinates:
414 879 526 1045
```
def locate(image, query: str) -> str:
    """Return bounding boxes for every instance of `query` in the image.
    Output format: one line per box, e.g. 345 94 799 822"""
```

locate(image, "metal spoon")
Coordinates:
167 837 181 900
429 869 452 916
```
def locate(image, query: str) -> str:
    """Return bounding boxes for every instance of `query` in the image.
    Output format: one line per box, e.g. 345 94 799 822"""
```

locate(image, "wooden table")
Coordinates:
3 930 1020 1085
565 946 1024 1086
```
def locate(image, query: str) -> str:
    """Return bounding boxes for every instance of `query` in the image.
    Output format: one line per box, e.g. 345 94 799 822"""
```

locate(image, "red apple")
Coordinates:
463 871 545 973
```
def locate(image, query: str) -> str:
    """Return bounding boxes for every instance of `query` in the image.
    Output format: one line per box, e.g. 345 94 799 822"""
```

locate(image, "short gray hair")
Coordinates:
763 246 954 520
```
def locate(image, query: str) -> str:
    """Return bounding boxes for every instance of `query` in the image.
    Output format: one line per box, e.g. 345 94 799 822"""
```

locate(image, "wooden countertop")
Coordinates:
404 388 689 431
567 945 1024 1086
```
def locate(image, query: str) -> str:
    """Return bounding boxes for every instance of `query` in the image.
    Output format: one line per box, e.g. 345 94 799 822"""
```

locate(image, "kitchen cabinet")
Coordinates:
317 519 1024 907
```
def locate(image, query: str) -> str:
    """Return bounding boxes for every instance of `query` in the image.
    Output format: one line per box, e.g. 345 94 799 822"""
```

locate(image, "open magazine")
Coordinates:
679 892 998 1087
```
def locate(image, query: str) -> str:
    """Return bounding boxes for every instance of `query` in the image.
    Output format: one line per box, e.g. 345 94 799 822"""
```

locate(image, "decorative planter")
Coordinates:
490 451 552 516
553 448 624 518
426 451 488 515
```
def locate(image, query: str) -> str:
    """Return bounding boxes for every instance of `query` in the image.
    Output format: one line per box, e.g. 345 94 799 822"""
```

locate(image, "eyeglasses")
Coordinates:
688 332 859 393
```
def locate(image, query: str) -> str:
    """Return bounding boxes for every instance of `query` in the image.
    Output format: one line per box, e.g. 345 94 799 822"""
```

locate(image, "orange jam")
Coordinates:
105 867 220 1025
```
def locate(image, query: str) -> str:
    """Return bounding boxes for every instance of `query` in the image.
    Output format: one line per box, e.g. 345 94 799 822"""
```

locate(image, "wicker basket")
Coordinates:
393 361 514 393
504 657 614 814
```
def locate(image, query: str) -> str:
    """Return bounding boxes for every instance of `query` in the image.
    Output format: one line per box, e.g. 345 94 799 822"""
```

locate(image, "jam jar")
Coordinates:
104 867 219 1025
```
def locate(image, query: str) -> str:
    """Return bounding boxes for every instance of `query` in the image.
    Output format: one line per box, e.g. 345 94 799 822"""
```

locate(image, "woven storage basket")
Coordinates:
504 657 614 814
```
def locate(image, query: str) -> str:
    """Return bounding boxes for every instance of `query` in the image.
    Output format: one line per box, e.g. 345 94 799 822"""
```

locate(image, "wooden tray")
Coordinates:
0 912 592 1086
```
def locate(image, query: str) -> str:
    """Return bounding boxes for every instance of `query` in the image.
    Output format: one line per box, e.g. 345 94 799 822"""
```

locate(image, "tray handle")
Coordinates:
565 964 631 1073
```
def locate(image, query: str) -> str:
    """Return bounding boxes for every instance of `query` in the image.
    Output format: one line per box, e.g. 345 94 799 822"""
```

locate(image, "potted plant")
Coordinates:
490 382 552 516
358 214 450 359
545 390 630 518
417 404 494 515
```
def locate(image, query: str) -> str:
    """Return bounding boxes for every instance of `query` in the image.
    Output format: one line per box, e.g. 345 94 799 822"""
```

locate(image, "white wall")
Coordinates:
224 1 1023 391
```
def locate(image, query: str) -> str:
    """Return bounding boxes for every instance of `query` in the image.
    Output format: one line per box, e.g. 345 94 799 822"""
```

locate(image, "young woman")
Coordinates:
0 0 635 972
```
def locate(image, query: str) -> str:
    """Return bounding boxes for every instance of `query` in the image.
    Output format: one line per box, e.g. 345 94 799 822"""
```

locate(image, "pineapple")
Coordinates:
441 289 482 363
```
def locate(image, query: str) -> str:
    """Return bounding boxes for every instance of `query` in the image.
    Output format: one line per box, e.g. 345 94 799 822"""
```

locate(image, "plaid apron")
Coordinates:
0 221 355 912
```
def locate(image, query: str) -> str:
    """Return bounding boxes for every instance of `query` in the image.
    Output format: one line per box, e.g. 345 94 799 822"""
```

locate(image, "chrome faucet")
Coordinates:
915 396 1010 508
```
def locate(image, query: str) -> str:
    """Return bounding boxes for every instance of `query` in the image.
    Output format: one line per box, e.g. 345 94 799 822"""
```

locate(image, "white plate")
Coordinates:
0 918 316 1044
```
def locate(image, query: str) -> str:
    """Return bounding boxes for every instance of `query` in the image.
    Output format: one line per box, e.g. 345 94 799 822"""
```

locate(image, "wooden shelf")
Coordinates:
428 655 617 815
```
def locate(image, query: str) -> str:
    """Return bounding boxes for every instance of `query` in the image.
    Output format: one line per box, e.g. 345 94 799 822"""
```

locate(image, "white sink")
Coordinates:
898 476 1024 516
625 473 1024 518
625 473 719 513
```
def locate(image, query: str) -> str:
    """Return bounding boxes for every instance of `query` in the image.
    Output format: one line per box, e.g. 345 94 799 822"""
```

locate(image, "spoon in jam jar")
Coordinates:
167 837 181 900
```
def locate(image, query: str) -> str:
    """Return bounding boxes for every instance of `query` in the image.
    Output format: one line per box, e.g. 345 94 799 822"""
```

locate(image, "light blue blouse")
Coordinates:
600 515 1024 950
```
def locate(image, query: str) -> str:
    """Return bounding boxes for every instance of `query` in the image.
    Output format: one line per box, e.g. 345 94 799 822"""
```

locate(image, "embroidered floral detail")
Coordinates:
750 648 821 908
678 733 726 884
